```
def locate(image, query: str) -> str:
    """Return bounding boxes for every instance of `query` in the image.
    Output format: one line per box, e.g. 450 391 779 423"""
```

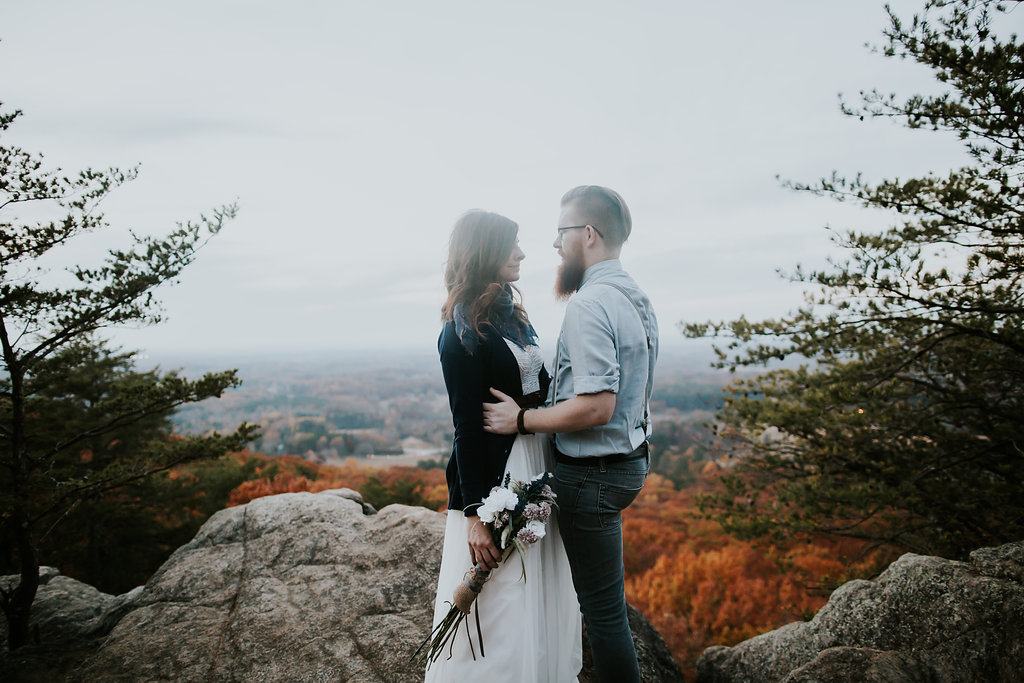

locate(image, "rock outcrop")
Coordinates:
696 540 1024 683
2 488 683 682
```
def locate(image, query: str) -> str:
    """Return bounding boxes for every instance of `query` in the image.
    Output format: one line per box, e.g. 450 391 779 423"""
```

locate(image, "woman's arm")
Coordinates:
439 324 489 515
438 325 502 567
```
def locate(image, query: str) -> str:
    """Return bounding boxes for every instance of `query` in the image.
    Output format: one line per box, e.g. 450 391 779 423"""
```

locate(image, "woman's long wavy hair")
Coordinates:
441 210 531 340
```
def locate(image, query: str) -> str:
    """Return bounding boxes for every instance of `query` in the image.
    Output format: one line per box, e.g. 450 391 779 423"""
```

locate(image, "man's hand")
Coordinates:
485 389 616 435
482 388 521 434
467 517 501 569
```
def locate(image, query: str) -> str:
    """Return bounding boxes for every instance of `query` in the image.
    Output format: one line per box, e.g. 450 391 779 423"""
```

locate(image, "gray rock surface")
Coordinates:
578 604 684 683
73 491 442 682
696 540 1024 683
321 487 378 515
2 488 683 682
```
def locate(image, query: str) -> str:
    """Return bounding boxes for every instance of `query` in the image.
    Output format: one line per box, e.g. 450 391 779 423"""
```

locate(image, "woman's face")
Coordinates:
497 240 526 283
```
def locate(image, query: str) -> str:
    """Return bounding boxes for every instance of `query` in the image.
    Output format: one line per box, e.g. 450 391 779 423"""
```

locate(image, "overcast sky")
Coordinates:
2 0 976 358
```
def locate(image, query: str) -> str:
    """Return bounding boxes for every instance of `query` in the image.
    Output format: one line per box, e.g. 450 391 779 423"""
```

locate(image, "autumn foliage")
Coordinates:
29 451 449 595
224 452 448 511
621 468 892 677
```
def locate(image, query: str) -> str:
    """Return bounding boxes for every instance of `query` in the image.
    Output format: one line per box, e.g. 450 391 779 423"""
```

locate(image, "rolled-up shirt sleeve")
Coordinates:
563 296 619 395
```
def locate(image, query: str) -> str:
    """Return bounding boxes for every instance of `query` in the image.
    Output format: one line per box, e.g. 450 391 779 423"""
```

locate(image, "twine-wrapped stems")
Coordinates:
412 564 492 667
454 565 491 614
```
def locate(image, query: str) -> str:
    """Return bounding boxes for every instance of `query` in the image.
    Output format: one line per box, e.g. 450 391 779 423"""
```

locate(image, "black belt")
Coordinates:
519 390 546 410
554 441 648 467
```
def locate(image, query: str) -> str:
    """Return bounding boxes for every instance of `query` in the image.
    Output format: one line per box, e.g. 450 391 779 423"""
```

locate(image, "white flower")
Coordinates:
526 519 546 540
495 487 520 511
477 485 519 525
477 505 496 524
476 498 501 523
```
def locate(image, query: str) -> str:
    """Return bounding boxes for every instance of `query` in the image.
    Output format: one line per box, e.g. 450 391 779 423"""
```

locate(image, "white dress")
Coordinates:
424 340 582 683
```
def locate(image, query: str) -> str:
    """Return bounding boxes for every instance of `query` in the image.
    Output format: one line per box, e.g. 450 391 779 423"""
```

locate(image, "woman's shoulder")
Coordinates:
439 318 457 337
438 319 496 360
438 319 461 352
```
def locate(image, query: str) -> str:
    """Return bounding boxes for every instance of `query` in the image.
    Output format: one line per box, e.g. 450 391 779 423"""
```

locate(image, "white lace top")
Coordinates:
504 338 545 395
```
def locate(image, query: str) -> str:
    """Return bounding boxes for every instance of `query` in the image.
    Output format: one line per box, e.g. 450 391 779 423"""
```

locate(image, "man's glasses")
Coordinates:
557 224 605 239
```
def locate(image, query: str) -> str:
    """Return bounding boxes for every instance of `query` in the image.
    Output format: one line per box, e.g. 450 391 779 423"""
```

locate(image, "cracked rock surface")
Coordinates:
696 540 1024 683
3 488 684 682
70 489 440 683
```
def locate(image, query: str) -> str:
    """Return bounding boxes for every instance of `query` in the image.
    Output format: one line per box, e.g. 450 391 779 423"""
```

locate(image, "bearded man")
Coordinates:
483 185 659 683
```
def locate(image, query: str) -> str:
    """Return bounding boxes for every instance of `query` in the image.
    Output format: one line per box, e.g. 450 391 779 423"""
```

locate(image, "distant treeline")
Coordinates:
652 381 726 413
172 360 729 462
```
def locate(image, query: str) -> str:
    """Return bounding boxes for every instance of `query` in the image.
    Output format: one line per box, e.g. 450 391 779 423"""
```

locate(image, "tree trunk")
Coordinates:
1 315 38 648
4 512 39 649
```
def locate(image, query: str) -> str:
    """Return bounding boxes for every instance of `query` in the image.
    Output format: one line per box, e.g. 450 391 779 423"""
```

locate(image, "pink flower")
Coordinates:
524 502 551 522
517 527 539 544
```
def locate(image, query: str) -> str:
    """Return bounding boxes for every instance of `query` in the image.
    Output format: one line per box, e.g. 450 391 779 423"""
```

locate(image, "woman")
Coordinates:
426 210 582 682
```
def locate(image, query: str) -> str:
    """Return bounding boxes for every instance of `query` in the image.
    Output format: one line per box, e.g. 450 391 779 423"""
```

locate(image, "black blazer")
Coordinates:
438 320 550 517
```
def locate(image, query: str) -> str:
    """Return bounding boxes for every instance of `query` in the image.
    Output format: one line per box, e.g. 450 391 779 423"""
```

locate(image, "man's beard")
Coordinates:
555 250 586 300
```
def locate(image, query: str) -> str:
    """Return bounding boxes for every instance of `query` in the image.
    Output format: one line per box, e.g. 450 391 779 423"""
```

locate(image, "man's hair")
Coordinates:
560 185 632 247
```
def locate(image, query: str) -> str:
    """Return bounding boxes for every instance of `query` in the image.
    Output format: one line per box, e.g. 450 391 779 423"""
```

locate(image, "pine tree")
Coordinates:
0 104 256 648
685 0 1024 559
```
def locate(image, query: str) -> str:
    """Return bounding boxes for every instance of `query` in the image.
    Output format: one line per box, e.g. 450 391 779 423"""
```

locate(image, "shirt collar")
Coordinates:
580 258 623 287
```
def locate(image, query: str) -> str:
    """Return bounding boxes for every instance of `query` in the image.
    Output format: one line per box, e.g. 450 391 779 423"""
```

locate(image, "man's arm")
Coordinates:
482 387 615 435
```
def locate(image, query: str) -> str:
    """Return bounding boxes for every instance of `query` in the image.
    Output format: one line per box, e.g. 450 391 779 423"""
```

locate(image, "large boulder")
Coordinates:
696 540 1024 682
0 567 143 682
2 488 683 682
71 489 437 682
0 566 139 645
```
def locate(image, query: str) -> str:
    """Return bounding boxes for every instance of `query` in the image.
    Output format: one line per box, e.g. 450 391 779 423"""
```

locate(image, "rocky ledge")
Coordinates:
696 539 1024 682
1 489 683 682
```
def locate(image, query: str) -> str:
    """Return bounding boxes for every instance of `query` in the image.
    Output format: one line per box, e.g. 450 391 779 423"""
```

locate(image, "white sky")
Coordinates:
2 0 976 356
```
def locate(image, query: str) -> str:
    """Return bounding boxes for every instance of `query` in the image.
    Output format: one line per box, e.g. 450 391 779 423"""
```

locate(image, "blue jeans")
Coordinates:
553 445 649 683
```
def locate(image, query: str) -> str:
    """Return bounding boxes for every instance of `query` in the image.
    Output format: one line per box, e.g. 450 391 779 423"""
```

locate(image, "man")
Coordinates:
483 185 658 683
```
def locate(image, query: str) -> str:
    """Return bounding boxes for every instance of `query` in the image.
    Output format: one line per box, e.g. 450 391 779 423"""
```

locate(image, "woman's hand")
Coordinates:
467 517 501 570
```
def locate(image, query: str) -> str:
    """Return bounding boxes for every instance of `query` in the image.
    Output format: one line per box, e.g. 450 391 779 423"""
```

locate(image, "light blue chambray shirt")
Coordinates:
548 259 659 457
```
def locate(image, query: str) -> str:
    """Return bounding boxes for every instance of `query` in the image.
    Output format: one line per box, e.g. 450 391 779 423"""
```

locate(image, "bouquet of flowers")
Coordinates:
413 472 557 669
